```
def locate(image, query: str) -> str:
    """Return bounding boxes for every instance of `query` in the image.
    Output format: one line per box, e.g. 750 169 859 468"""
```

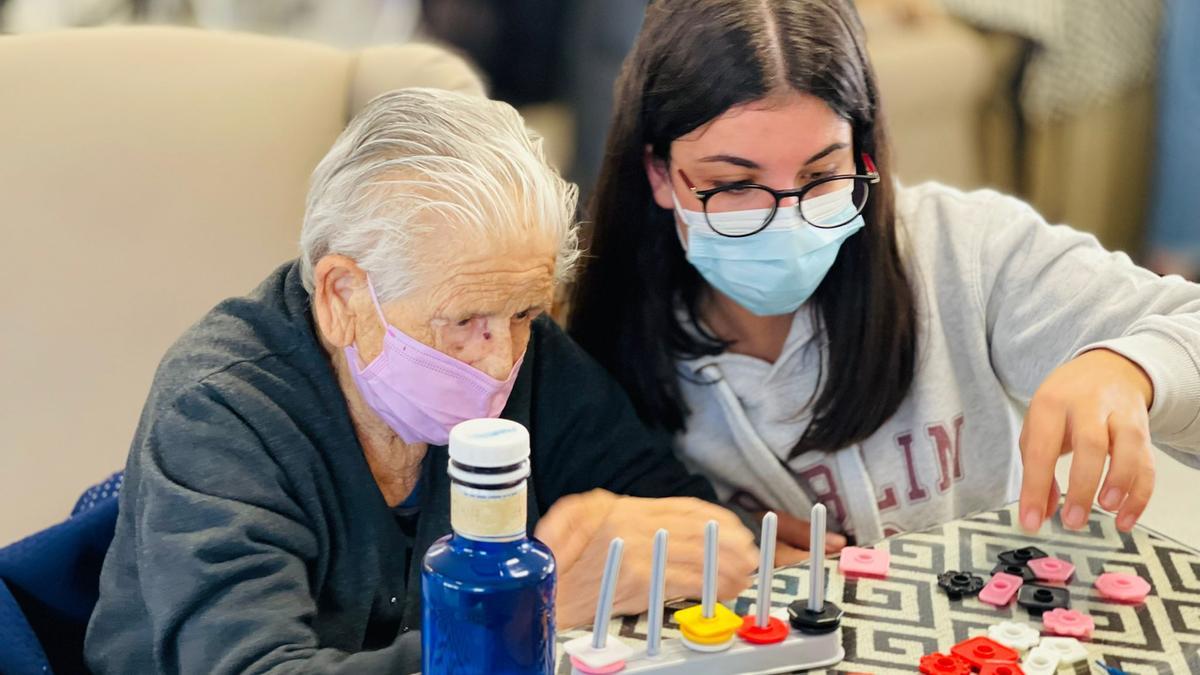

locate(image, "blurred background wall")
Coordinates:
5 0 1195 271
1 0 1197 545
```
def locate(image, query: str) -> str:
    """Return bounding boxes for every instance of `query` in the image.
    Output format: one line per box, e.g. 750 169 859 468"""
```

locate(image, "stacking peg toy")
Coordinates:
788 504 843 634
737 513 789 644
673 521 741 651
564 539 636 673
572 504 845 674
646 529 668 658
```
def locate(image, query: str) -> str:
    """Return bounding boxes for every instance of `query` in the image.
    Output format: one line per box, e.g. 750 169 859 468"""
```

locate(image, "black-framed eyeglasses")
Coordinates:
678 153 880 237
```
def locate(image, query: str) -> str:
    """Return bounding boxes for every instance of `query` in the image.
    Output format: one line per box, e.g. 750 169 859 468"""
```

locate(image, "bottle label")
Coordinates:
451 482 527 541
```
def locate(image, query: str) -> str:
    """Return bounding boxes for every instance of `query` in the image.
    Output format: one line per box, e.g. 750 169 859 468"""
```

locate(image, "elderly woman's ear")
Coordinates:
312 254 375 353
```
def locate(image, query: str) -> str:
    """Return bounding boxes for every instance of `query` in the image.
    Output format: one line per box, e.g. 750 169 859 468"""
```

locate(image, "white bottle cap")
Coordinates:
448 419 531 485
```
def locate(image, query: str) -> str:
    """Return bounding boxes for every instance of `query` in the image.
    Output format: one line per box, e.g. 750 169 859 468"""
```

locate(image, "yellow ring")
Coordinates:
679 624 737 645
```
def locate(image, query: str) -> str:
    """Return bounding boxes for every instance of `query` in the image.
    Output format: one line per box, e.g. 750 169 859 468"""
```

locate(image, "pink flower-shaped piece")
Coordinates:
1095 572 1151 603
1027 556 1075 583
838 546 890 578
979 572 1024 606
1041 608 1095 639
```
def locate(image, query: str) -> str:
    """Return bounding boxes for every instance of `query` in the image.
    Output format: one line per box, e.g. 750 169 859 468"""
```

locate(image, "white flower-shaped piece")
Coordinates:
987 621 1041 651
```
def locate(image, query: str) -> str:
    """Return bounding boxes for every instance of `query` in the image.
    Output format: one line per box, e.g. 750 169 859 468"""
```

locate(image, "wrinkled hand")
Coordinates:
1019 349 1155 533
760 511 848 567
534 490 758 629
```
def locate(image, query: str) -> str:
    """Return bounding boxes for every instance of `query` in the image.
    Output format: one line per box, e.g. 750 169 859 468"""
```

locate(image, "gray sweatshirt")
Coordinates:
675 183 1200 543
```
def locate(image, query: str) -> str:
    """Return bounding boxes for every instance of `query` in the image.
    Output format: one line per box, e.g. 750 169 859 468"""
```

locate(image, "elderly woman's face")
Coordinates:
322 230 558 383
384 234 556 380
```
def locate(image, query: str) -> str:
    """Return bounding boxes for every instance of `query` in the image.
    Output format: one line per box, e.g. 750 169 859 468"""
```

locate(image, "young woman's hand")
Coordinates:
1019 349 1155 533
757 511 848 567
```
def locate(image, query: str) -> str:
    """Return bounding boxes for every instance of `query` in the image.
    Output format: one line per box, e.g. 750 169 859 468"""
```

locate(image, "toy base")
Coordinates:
572 627 844 675
571 655 628 674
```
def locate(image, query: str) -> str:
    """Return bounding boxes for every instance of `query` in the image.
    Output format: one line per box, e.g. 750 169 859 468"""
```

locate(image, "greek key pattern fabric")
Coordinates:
557 503 1200 673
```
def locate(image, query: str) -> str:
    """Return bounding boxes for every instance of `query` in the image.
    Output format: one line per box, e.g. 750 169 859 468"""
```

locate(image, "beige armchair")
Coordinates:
0 26 483 544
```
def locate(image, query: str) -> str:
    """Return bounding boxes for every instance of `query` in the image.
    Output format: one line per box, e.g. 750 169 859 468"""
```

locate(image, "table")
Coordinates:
556 502 1200 673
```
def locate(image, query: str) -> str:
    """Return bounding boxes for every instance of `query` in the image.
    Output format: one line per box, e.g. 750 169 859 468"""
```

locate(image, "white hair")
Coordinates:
299 87 580 301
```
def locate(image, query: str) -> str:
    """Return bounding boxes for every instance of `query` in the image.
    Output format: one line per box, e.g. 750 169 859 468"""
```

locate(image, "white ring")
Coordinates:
679 635 734 653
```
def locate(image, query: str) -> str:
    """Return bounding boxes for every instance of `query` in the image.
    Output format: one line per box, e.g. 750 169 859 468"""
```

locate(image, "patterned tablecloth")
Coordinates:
557 502 1200 674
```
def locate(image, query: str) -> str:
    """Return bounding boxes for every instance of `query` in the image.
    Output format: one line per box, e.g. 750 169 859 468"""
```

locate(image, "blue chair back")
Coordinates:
0 473 122 675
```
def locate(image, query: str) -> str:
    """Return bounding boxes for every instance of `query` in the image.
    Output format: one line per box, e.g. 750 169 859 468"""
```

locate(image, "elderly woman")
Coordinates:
84 88 758 673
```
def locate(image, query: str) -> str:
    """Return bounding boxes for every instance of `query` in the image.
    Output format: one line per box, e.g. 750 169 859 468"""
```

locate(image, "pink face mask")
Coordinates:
343 277 524 445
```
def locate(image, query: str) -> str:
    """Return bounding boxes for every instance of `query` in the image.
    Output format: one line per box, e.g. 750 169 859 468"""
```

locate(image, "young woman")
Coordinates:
569 0 1200 549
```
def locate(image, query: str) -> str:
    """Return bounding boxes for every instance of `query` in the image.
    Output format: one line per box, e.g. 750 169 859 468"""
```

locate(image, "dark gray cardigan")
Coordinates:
85 261 715 674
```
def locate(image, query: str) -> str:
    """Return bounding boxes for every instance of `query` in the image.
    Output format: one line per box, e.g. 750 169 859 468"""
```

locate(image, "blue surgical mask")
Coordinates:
673 186 864 316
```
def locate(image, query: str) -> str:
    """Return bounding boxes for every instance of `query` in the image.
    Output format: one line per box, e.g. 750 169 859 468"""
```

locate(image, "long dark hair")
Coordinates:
568 0 917 457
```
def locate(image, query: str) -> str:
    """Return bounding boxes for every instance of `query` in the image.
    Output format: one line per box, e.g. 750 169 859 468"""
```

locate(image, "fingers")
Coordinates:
537 490 621 572
717 525 760 600
1098 413 1152 513
715 569 753 601
1104 412 1155 531
771 509 847 552
1116 458 1155 531
1062 412 1109 529
774 542 810 567
772 510 812 549
1019 393 1068 532
1045 476 1061 525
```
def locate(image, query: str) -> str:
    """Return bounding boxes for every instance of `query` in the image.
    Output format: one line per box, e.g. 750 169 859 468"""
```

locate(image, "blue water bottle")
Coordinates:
422 419 556 674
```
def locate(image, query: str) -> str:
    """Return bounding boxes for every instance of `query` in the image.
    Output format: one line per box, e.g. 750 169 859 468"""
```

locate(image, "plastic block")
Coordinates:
736 615 788 644
987 621 1041 651
673 603 740 647
1021 646 1060 675
837 546 890 578
991 562 1036 583
787 600 843 634
979 572 1024 607
1026 556 1075 583
918 653 972 674
1017 584 1070 615
1095 572 1151 603
978 664 1026 675
565 635 636 672
1038 637 1089 665
1041 608 1095 639
998 547 1048 566
938 571 985 599
951 636 1020 669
